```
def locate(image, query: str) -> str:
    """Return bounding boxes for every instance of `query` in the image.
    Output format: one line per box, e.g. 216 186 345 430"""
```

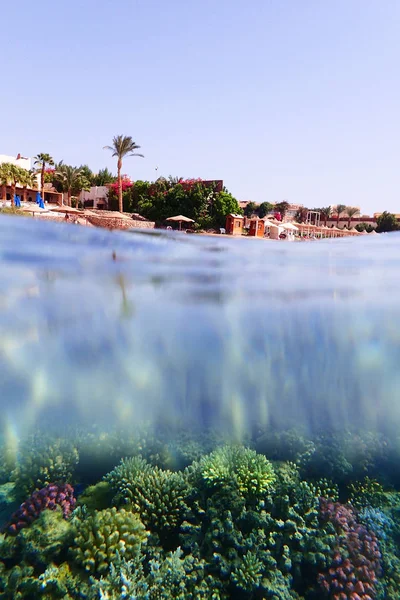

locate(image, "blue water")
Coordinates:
0 215 399 440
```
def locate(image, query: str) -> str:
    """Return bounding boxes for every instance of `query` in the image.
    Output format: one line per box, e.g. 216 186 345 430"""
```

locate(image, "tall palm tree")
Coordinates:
34 153 54 200
335 204 347 227
104 135 144 212
0 163 28 205
20 169 37 202
345 206 360 229
320 206 332 226
55 163 87 206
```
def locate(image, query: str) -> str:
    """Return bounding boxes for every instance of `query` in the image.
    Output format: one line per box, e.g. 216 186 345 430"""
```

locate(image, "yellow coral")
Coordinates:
71 507 148 574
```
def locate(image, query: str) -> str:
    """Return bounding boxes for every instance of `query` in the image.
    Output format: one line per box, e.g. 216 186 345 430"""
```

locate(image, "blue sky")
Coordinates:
3 0 400 214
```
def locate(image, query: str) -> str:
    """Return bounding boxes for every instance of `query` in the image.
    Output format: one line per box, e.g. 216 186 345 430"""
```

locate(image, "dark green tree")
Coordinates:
258 202 274 218
244 201 258 217
274 201 290 218
334 204 347 227
376 211 399 233
93 168 117 186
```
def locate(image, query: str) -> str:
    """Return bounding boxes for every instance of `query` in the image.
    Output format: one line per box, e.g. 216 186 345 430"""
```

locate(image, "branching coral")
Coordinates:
11 436 79 498
105 458 190 541
197 446 276 501
318 499 382 599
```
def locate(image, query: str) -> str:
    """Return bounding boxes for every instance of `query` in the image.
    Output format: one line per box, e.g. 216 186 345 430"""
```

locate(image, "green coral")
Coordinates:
231 551 263 591
11 435 79 498
16 507 73 567
198 445 276 500
90 548 224 599
348 476 386 508
71 507 148 574
78 481 114 511
106 458 190 541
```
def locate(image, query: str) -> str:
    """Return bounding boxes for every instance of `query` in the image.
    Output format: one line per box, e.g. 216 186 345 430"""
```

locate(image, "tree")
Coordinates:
244 201 258 217
295 207 308 223
93 168 117 186
212 191 242 228
258 202 274 218
0 163 30 205
345 206 360 228
104 135 144 212
78 164 94 186
376 211 399 233
334 204 347 227
34 153 54 200
55 163 90 206
20 169 36 202
274 201 290 219
320 206 332 226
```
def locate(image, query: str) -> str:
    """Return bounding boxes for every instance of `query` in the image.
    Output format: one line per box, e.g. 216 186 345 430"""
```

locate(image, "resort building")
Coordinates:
80 186 109 210
0 153 63 204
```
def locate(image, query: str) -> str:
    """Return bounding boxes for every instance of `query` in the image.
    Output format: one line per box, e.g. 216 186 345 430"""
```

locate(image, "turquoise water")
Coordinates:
1 216 400 599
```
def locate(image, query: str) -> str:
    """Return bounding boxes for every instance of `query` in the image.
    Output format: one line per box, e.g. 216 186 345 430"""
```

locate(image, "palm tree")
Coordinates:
34 153 54 200
93 167 117 186
335 204 347 227
345 206 360 229
104 135 144 212
55 163 87 206
320 206 332 226
20 169 37 202
0 163 29 205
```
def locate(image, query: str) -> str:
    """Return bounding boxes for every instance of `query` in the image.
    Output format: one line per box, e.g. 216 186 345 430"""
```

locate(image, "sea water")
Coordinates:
0 216 399 599
1 216 399 438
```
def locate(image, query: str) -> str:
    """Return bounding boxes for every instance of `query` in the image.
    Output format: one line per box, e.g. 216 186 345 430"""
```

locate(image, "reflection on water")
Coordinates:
0 215 400 439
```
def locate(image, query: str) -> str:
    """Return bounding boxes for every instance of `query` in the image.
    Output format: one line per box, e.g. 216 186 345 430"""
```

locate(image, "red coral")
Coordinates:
4 483 75 535
318 499 381 599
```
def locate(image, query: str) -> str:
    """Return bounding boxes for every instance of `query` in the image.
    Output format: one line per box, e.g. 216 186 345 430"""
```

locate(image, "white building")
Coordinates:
79 186 109 209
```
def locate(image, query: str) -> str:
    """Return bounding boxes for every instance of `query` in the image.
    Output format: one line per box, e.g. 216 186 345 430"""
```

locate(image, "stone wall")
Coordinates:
85 215 155 230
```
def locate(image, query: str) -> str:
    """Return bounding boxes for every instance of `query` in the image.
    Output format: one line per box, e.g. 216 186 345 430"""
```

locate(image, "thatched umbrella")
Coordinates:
166 215 195 231
24 204 49 217
49 206 84 215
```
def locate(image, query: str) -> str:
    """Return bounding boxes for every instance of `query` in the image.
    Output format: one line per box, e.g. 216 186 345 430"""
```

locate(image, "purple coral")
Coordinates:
4 483 76 535
318 498 382 599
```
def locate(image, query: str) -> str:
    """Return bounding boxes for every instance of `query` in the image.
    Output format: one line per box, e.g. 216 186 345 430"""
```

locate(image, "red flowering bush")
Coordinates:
318 498 382 599
109 176 133 194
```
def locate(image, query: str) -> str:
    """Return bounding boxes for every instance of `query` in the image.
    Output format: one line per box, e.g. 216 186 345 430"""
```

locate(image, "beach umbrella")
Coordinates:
36 192 42 205
369 230 379 235
49 206 84 215
281 222 298 231
25 204 48 217
166 214 195 231
14 195 21 208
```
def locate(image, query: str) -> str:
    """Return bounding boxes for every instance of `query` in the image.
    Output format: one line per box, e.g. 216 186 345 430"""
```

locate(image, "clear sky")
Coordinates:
3 0 400 214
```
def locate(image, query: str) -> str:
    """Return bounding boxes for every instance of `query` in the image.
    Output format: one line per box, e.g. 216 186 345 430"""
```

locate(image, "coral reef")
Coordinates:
0 430 398 599
196 445 276 501
4 483 75 535
71 507 148 574
318 498 382 599
11 435 79 498
106 458 190 542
